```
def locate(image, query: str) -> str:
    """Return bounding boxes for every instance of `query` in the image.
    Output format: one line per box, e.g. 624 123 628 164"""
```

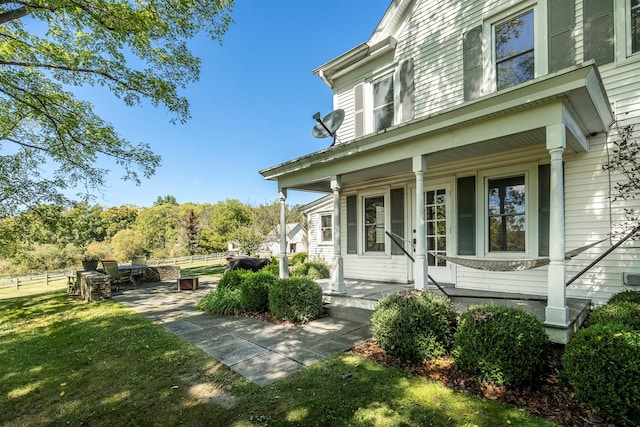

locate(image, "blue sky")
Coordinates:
79 0 391 208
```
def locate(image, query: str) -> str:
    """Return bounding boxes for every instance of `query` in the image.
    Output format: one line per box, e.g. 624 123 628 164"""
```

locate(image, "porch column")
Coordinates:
278 188 289 279
413 155 428 290
545 124 569 326
331 176 346 294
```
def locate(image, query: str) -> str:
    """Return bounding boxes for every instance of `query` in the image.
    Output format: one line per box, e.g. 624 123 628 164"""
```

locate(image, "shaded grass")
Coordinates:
181 262 226 278
0 291 557 426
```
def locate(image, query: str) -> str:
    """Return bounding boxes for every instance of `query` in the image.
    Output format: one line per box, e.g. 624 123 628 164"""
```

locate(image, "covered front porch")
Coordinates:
261 64 612 345
317 278 591 344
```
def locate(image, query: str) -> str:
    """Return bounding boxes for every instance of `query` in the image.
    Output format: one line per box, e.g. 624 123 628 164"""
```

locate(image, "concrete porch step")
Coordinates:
324 303 374 324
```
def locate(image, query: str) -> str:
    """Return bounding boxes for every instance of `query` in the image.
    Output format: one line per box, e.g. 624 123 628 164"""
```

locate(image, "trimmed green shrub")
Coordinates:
218 269 251 291
260 263 280 277
608 289 640 305
268 277 324 323
371 291 457 363
589 301 640 330
196 288 242 315
290 251 308 265
563 324 640 425
240 272 277 313
453 305 549 387
293 261 330 280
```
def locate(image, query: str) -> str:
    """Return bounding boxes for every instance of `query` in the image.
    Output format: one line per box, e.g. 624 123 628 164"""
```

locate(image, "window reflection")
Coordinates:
488 176 526 252
364 196 385 252
373 75 394 131
495 10 535 90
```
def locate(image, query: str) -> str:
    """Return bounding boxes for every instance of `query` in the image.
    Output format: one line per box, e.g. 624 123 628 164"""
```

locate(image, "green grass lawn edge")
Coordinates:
0 291 557 426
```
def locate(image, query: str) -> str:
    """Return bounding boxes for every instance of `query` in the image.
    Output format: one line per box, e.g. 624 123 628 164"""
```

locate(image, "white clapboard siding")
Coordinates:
303 197 335 264
307 0 640 303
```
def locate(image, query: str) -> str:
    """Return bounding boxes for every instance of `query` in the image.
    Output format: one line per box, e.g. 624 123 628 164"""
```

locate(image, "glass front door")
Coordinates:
426 188 447 268
410 184 454 284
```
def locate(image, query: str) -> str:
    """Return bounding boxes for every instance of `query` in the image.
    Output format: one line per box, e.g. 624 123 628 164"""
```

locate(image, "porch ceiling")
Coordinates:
261 64 612 194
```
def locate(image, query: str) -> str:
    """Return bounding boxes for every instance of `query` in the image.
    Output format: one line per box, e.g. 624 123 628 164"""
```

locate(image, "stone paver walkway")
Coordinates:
111 279 371 387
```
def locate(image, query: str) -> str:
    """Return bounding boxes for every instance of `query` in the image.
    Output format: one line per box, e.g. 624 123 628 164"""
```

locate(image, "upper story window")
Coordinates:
373 75 394 131
354 59 414 138
464 4 544 100
632 0 640 53
495 10 535 90
319 214 332 243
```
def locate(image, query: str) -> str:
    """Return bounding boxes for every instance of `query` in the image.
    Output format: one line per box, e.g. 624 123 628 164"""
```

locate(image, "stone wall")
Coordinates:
79 271 111 302
145 265 181 283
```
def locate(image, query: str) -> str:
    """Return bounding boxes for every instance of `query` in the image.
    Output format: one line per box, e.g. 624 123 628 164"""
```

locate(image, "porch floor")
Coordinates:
318 279 591 343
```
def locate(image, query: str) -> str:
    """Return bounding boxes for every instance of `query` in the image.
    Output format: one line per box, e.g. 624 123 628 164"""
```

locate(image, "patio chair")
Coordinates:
101 260 135 291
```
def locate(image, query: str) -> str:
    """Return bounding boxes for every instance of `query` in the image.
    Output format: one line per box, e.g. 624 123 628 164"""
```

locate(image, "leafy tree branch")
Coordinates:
0 0 234 216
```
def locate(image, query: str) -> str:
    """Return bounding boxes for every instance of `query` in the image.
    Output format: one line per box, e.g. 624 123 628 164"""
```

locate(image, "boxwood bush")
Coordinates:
290 251 308 265
268 277 324 323
239 272 277 313
453 305 549 387
293 261 330 280
563 323 640 425
608 289 640 305
260 262 280 277
588 301 640 330
371 291 457 363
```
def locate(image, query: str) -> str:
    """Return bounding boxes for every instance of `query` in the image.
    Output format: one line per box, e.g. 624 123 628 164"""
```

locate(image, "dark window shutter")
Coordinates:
463 26 483 101
346 195 357 254
538 164 551 257
397 59 414 123
457 176 476 255
548 0 576 72
354 83 364 138
583 0 614 65
390 188 405 255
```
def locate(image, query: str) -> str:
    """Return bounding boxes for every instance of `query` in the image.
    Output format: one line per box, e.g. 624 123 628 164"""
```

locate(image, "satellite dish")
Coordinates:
312 109 345 144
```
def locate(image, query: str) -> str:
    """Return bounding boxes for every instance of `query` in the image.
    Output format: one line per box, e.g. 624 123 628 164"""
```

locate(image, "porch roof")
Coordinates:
260 63 613 193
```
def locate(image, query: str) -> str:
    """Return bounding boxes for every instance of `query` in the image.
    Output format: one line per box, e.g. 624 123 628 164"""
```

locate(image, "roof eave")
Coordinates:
262 63 612 182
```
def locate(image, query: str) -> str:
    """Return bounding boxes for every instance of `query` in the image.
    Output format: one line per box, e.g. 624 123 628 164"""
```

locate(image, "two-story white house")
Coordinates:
260 0 640 342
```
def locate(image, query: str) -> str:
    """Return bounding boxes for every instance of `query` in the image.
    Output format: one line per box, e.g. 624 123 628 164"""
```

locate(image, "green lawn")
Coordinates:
180 261 226 277
0 291 557 426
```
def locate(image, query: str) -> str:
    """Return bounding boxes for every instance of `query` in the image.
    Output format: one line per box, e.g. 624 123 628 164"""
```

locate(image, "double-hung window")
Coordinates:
364 196 385 252
354 59 414 138
372 75 395 132
495 9 535 90
319 214 332 244
488 176 526 252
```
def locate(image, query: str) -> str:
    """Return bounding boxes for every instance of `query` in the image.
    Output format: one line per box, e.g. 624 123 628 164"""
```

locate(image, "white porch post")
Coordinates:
278 188 289 279
413 155 428 290
331 176 346 294
545 124 569 326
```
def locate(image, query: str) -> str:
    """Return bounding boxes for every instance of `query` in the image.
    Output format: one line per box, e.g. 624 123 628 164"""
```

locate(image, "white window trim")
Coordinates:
481 0 547 94
478 163 539 258
363 62 400 135
371 73 395 133
359 187 391 256
318 212 333 245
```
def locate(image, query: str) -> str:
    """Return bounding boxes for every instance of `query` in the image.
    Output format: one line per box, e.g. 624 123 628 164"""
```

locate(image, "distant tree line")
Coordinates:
0 196 305 275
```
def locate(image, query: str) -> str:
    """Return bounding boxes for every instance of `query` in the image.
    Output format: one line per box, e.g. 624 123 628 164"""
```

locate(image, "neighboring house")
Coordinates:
302 195 335 263
260 0 640 342
262 223 307 256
